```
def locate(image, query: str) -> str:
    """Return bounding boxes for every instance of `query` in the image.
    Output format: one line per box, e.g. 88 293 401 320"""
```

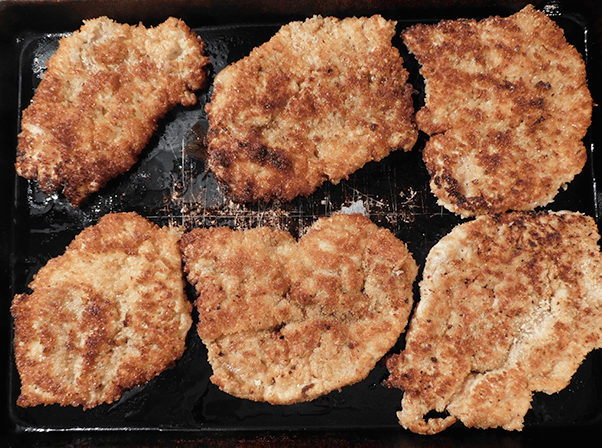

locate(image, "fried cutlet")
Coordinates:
181 213 417 404
205 15 417 203
11 212 192 409
402 5 592 217
385 211 602 434
15 17 210 207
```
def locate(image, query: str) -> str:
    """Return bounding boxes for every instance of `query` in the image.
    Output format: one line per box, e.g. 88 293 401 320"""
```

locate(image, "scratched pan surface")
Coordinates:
5 2 602 439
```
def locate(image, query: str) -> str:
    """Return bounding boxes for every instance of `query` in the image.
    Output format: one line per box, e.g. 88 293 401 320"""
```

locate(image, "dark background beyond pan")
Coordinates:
1 1 602 446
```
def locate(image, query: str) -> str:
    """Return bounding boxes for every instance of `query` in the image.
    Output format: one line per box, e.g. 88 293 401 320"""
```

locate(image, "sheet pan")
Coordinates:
2 0 602 446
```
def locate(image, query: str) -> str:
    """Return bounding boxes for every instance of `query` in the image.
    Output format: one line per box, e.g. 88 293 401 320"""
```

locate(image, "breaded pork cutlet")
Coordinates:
15 17 210 207
386 211 602 434
205 15 417 203
181 213 417 404
11 212 192 409
403 5 592 217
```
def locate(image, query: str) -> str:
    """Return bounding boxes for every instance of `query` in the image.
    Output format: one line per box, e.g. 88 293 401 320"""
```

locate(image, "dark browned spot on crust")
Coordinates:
244 140 293 173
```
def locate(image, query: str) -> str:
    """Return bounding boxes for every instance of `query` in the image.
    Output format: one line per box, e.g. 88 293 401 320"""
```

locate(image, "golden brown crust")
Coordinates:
386 211 602 434
402 5 592 217
181 213 418 404
11 212 192 409
205 15 417 203
15 17 210 207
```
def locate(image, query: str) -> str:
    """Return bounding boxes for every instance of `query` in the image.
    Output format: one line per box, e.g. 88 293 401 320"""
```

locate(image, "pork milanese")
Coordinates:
16 17 210 207
386 211 602 434
403 5 592 217
181 213 418 404
205 15 417 203
11 212 192 409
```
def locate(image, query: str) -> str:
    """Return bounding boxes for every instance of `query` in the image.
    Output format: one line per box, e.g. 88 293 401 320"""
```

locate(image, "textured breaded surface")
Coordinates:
181 213 417 404
386 211 602 434
11 212 192 409
205 15 417 203
16 17 210 207
403 5 592 217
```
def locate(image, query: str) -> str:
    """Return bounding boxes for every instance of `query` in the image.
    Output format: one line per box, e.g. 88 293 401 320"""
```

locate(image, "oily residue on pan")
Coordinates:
163 122 427 237
163 124 297 232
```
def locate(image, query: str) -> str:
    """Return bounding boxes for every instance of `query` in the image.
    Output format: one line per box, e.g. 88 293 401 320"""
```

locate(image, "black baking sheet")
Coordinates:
6 3 602 437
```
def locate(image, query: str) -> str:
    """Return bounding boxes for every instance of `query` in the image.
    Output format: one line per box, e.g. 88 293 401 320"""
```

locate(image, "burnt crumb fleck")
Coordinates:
301 383 315 395
212 149 232 169
535 80 552 90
